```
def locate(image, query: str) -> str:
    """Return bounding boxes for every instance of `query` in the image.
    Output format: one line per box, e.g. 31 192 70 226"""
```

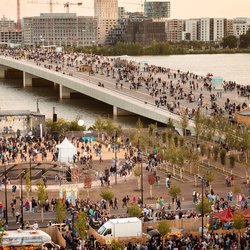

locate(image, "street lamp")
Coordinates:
4 164 8 226
138 140 143 206
114 130 118 185
71 209 77 250
20 170 25 229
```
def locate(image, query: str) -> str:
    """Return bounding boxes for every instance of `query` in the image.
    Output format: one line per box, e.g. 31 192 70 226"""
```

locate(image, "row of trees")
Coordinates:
222 30 250 49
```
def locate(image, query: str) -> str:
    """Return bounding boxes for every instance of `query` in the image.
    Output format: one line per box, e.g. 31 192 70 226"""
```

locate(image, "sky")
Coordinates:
0 0 249 21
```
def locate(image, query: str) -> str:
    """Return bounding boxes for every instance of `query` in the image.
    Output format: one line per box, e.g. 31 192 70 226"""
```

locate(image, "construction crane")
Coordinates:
64 2 82 13
27 0 58 13
17 0 21 32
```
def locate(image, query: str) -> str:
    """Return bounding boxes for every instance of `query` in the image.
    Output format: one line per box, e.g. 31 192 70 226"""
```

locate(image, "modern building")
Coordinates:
144 0 170 19
197 18 210 41
182 19 199 41
0 31 22 45
165 19 184 43
225 19 234 37
233 17 250 37
0 15 16 32
94 0 118 45
210 18 225 42
22 13 97 47
124 18 166 45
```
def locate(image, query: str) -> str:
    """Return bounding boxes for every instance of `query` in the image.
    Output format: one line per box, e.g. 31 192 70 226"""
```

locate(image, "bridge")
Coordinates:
0 55 195 132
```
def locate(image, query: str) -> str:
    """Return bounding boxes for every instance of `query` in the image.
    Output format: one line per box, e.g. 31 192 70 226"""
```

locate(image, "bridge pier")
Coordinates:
0 66 9 78
113 106 133 116
59 85 76 99
23 72 34 87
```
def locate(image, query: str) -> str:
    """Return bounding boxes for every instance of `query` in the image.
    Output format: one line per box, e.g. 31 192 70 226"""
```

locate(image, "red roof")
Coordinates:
213 208 234 222
241 207 250 219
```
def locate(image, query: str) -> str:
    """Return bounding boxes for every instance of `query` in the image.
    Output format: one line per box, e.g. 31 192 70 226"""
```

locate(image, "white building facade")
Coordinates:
233 17 250 37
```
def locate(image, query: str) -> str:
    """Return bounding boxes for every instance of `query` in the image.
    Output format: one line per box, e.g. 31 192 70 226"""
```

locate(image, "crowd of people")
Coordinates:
1 47 249 125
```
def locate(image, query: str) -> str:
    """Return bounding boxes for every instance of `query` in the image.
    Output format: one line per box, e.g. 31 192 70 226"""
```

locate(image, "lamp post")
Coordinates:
138 140 143 206
201 176 205 242
114 129 118 185
20 171 25 229
4 164 8 226
71 209 76 250
29 157 32 192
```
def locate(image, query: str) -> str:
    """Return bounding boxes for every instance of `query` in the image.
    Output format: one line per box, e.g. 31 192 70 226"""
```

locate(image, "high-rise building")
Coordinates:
233 17 250 37
198 18 210 41
94 0 118 45
144 0 170 19
165 19 184 43
182 19 199 41
224 19 234 37
210 18 225 42
0 15 16 32
22 13 97 47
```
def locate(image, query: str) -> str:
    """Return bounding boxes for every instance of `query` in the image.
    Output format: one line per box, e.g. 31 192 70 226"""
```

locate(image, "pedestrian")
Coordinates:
15 211 20 223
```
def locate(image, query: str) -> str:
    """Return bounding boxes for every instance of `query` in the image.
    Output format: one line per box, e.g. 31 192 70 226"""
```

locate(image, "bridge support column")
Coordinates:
59 85 74 99
23 72 34 87
113 106 133 116
0 66 8 78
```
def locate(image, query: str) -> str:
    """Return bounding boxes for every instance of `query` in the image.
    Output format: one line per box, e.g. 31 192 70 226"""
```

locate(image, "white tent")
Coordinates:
56 137 76 163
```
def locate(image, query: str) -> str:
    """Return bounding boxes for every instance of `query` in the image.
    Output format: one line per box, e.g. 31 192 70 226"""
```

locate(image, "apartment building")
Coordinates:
182 19 199 41
165 19 184 43
198 18 210 41
225 19 234 37
144 0 171 19
22 13 97 47
0 16 16 32
94 0 118 45
233 17 250 37
210 18 225 42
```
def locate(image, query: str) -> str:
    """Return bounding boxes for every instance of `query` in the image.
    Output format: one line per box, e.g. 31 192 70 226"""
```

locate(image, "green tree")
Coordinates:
229 155 236 169
136 117 143 131
100 189 114 210
55 198 66 233
222 35 238 48
157 220 171 246
169 184 181 210
220 149 227 165
127 204 142 218
111 240 125 250
213 146 219 162
180 109 189 137
93 116 106 140
45 118 69 134
133 165 141 191
37 178 48 222
233 211 246 249
239 30 250 48
194 108 203 145
196 198 212 214
75 211 88 240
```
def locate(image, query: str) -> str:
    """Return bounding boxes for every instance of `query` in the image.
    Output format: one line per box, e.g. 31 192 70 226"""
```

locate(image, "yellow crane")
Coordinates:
27 0 83 14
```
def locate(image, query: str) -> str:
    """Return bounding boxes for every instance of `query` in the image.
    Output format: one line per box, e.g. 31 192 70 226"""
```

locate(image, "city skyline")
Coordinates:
0 0 249 21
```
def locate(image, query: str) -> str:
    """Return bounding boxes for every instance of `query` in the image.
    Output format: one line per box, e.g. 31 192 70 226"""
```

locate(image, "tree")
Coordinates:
239 30 250 48
229 155 236 169
75 211 88 241
37 178 48 222
157 220 171 247
136 117 143 131
133 165 141 191
93 116 106 140
100 189 114 210
55 198 66 234
233 184 242 205
213 146 219 162
0 220 5 243
127 204 142 218
148 174 156 199
169 184 181 210
205 170 215 190
233 211 246 249
220 149 227 165
194 108 203 146
111 240 125 250
25 170 31 199
222 35 238 48
196 198 212 214
180 109 189 137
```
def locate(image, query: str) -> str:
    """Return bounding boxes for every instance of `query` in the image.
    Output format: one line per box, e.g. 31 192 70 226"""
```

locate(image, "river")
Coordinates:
0 54 249 127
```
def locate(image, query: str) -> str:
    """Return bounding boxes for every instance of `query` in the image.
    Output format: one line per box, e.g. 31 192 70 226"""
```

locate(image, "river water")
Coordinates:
0 54 249 127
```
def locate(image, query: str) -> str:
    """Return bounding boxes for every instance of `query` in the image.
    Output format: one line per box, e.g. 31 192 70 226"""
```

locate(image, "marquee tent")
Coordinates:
241 207 250 219
211 76 224 90
56 137 76 163
213 208 234 222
